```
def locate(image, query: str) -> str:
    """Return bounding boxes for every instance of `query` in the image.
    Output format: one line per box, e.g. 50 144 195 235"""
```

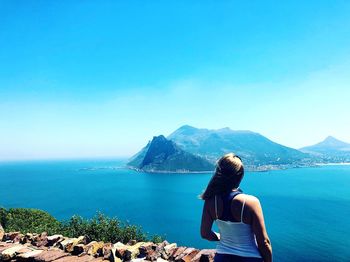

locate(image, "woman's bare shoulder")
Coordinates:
240 194 261 208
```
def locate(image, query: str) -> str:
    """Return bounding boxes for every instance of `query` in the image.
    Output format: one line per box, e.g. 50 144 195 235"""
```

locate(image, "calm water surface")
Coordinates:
0 159 349 261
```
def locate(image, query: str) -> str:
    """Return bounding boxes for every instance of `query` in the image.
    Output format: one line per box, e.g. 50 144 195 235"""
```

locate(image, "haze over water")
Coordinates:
0 159 349 261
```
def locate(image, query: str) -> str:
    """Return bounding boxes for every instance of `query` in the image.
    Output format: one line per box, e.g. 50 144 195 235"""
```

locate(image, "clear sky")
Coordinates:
1 0 350 160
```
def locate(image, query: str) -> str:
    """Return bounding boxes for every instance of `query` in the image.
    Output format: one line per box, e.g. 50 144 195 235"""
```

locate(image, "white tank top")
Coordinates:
215 194 262 258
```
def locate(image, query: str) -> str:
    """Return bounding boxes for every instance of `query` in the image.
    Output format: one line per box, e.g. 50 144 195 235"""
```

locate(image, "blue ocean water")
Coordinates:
0 159 349 261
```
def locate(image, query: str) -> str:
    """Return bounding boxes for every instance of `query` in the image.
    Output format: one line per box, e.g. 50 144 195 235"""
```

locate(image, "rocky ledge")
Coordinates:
0 231 214 262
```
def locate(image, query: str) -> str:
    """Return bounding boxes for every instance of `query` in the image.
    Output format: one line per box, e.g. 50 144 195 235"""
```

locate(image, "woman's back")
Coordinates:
214 191 262 258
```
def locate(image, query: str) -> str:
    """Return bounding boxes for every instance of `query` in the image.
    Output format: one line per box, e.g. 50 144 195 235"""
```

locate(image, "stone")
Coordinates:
59 238 74 250
160 252 169 260
179 249 200 262
127 239 137 245
113 242 128 259
20 233 34 244
156 258 168 262
0 223 4 241
86 241 104 257
82 235 91 245
192 249 215 262
33 249 69 262
130 258 147 262
175 247 196 260
159 240 170 248
0 244 24 261
102 242 113 260
16 246 34 254
164 243 177 255
16 249 44 260
145 249 160 261
76 235 88 245
155 240 169 256
113 257 122 262
59 237 82 252
33 232 49 247
4 232 22 242
138 242 154 258
52 254 104 261
170 246 186 260
111 242 125 262
124 242 146 259
67 236 87 253
0 242 14 253
199 254 210 262
47 234 64 246
72 244 86 255
123 249 132 261
14 233 24 243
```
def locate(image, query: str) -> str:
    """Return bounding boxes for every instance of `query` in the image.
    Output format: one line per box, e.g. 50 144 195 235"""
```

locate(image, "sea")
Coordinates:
0 159 349 262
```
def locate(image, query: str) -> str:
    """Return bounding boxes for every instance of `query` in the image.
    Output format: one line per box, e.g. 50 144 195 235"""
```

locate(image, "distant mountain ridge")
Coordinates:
167 125 309 167
127 125 350 173
128 125 310 172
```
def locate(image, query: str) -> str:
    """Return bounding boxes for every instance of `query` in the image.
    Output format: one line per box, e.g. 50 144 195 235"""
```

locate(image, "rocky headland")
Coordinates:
127 135 214 173
0 227 214 262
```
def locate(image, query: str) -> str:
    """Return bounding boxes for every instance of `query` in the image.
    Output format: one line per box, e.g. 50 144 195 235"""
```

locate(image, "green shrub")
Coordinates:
0 207 7 227
2 208 60 235
150 234 164 244
60 212 150 243
0 208 164 243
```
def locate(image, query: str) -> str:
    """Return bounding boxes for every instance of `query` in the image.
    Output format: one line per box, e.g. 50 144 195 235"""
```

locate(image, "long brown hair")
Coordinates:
200 153 244 200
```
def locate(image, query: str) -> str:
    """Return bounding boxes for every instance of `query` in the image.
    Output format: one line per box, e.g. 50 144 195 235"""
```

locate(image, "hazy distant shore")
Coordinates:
315 162 350 166
125 163 326 173
126 166 213 174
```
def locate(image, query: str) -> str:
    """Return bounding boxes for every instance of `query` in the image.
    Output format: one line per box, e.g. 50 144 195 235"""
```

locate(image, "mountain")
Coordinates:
167 125 310 168
128 125 316 172
127 135 214 172
300 136 350 162
301 136 350 153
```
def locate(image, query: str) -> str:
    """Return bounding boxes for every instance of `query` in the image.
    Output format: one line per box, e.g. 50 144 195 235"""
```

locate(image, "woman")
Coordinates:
200 153 272 262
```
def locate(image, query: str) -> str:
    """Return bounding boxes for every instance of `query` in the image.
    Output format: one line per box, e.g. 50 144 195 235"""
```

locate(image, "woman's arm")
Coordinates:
200 198 220 241
250 197 273 262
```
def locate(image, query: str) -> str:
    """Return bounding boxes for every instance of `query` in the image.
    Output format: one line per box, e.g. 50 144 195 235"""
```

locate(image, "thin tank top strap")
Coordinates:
240 194 247 223
215 195 218 219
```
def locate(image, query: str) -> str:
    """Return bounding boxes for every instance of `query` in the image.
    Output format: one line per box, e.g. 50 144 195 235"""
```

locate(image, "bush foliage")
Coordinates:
0 207 163 243
0 208 60 235
60 212 149 243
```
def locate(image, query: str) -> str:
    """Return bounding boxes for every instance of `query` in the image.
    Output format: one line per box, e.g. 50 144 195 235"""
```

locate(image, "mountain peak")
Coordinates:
168 125 205 138
217 127 232 132
321 136 349 147
300 136 350 154
151 135 167 142
175 125 199 133
178 124 197 130
323 136 339 142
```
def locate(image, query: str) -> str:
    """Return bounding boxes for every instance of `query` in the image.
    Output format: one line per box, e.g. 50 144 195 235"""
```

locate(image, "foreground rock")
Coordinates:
0 224 4 242
0 231 215 261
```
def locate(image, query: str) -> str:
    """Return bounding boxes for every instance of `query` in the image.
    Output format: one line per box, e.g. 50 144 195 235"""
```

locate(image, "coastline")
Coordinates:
126 161 350 174
314 162 350 166
126 166 213 174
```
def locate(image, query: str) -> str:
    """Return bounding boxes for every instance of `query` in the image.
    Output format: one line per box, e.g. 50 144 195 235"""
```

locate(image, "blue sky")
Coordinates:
1 0 350 160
